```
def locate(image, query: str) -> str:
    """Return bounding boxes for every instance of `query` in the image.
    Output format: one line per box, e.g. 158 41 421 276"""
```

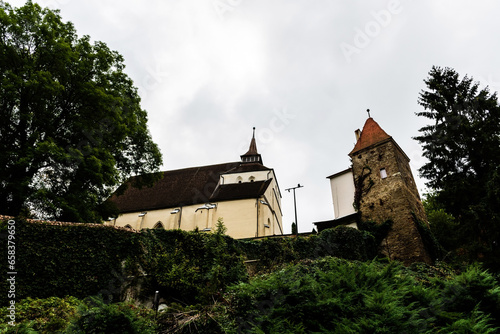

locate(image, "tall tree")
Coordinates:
0 1 162 222
415 66 500 267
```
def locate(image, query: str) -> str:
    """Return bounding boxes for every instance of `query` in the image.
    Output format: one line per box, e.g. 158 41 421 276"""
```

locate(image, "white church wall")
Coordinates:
107 196 283 239
222 170 271 184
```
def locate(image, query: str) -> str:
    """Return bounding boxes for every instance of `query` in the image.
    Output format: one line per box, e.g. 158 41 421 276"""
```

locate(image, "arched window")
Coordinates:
124 224 133 229
153 221 164 229
236 176 243 183
249 176 255 182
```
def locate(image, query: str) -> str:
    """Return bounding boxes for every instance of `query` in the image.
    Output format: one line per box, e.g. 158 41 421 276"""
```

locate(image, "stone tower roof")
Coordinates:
349 117 391 156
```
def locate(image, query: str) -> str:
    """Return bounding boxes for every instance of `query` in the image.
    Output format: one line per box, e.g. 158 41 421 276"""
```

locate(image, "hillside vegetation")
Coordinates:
1 218 499 333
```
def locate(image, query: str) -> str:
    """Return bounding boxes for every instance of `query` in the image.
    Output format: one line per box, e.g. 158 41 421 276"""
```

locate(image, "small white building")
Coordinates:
327 168 357 226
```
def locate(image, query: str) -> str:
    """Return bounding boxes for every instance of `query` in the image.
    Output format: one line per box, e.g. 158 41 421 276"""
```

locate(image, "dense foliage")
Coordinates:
0 296 156 333
139 219 248 305
158 258 500 333
415 66 500 269
0 219 141 306
3 259 499 333
1 217 499 333
0 1 162 222
64 297 156 334
0 296 80 333
0 218 375 307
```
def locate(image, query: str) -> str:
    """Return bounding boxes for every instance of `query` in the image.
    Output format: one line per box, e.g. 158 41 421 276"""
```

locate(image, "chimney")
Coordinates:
355 129 361 141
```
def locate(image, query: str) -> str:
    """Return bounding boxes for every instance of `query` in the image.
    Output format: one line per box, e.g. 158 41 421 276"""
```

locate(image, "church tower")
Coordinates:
349 117 432 264
240 127 263 165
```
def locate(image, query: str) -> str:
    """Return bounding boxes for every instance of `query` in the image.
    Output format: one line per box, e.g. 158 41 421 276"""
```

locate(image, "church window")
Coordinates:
380 168 387 179
249 176 255 182
237 176 243 183
153 222 164 229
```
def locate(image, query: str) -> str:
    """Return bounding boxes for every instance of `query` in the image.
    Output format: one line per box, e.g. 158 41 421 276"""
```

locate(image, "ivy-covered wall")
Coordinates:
0 219 141 306
0 218 377 307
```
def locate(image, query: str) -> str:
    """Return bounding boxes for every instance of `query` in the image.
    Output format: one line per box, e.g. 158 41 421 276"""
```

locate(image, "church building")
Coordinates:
106 129 283 239
315 116 432 264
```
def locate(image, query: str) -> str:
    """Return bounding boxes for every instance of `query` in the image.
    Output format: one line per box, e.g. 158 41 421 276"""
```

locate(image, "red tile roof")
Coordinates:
349 118 391 156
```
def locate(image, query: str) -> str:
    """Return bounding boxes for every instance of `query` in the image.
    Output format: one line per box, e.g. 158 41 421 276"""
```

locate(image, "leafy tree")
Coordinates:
0 1 162 222
422 192 459 254
414 66 500 268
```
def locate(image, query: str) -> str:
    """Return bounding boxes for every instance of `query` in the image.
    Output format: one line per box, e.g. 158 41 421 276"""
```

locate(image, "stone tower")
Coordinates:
349 117 432 265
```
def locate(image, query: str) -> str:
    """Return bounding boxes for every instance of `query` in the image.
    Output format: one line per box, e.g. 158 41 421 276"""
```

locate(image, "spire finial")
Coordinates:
252 127 256 138
367 109 371 118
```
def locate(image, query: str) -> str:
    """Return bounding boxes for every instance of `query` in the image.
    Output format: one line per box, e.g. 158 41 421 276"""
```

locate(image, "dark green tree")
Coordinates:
0 1 162 222
415 66 500 268
422 192 459 253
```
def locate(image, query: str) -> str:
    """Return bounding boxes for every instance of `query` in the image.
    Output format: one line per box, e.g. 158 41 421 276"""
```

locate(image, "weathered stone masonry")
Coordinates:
350 119 432 265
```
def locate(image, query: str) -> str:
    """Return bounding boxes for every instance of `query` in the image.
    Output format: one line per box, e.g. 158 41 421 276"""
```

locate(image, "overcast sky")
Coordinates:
8 0 500 233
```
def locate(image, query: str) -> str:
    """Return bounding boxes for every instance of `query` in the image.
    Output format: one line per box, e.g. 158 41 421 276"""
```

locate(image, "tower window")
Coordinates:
380 168 387 179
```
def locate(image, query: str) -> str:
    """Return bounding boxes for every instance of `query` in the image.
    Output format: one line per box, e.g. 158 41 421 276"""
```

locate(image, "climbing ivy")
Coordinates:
353 166 374 211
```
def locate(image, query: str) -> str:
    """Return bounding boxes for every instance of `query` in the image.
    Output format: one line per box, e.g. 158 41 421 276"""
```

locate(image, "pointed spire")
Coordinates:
241 127 263 164
245 127 258 155
349 117 391 156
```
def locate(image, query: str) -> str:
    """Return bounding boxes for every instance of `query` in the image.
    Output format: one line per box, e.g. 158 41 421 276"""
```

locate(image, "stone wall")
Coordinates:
351 139 432 265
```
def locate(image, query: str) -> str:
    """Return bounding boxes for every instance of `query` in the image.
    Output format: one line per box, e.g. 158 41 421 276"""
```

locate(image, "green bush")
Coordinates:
0 296 80 333
314 225 369 260
430 264 500 329
186 258 500 333
65 297 156 334
236 226 374 275
224 258 424 333
139 220 248 304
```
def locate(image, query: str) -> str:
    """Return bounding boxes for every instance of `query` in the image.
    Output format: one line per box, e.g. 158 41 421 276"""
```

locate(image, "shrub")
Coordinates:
193 258 500 333
0 296 80 333
65 297 156 334
139 221 248 304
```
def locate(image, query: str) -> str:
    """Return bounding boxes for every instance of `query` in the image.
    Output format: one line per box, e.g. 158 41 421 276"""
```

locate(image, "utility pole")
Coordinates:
286 184 303 235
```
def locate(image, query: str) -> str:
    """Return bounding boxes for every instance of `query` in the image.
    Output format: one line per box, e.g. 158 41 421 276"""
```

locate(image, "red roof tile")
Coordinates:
349 118 391 156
